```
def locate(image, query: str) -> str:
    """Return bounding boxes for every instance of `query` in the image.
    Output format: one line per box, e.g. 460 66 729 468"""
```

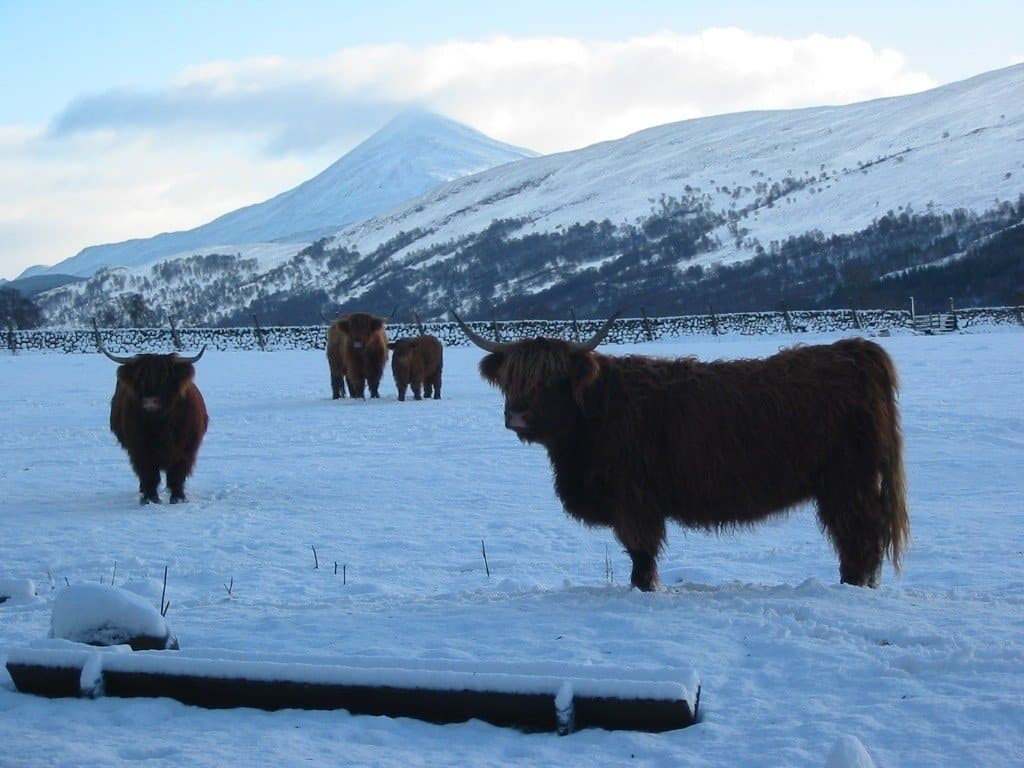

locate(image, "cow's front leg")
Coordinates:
167 461 191 503
626 549 659 592
346 375 366 399
135 462 161 505
613 515 665 591
331 374 346 399
368 376 381 399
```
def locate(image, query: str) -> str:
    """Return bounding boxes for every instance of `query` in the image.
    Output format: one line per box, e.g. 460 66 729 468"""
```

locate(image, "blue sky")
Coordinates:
1 1 1021 278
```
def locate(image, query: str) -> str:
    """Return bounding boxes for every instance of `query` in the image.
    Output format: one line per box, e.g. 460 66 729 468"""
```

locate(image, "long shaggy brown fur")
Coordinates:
109 355 209 504
334 313 389 399
478 337 909 590
326 318 349 399
388 335 444 401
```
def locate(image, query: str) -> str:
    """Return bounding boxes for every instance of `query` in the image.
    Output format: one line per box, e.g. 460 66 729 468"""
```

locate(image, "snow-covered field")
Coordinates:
1 329 1022 767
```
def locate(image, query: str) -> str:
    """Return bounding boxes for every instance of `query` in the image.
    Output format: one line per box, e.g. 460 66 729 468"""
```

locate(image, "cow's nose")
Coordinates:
141 397 161 412
504 409 529 430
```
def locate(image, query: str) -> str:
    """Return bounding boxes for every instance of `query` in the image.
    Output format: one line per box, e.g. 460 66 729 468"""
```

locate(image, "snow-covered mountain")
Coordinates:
39 65 1024 327
21 111 536 280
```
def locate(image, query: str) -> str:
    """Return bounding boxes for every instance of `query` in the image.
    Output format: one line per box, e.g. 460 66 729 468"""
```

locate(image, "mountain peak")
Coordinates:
25 112 537 279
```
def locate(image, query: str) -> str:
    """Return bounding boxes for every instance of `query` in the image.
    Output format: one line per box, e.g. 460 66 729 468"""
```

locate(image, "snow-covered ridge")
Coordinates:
333 64 1023 261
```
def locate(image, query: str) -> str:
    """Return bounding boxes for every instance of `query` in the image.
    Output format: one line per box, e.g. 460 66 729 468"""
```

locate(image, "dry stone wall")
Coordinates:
7 307 1021 354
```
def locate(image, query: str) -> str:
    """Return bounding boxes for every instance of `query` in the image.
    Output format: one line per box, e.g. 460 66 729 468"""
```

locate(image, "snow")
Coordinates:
1 328 1023 767
48 584 170 646
0 578 36 602
826 736 876 768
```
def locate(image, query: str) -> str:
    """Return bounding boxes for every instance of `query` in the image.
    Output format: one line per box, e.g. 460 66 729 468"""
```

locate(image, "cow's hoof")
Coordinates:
630 579 659 592
169 495 186 504
140 495 161 505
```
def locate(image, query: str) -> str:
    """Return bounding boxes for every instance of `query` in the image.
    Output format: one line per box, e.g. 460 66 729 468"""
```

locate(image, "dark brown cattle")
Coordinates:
103 346 209 505
334 313 389 398
454 313 909 590
388 334 443 401
326 317 349 399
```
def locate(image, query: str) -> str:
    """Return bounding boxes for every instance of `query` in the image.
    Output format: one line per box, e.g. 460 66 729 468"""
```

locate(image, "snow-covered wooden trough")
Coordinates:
6 645 700 734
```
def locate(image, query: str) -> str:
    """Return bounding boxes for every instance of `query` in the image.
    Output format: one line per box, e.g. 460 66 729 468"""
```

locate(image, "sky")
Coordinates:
2 1 1022 280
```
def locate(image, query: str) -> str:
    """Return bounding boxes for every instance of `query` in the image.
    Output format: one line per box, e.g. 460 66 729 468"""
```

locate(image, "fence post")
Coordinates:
949 297 958 330
168 316 182 351
640 307 654 342
780 301 793 333
909 296 916 323
708 302 719 336
569 308 581 342
1016 306 1024 327
92 318 104 352
6 319 15 356
850 306 862 330
490 311 502 342
413 311 426 336
252 314 266 351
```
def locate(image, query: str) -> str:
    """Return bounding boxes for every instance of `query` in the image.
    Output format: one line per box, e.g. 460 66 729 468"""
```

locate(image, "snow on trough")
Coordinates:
1 328 1022 766
48 584 175 649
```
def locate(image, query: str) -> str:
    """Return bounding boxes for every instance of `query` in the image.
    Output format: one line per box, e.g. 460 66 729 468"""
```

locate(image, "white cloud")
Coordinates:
0 129 313 277
3 29 936 278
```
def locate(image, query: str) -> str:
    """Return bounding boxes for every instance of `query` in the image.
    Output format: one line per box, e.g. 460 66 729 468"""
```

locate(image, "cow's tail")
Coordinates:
876 347 910 573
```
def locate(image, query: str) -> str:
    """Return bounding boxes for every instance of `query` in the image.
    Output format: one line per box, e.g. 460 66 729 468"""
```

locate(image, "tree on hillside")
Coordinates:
0 287 43 329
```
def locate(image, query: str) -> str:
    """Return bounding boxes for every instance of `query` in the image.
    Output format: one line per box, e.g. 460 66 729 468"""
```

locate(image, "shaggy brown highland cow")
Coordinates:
388 334 444 401
103 345 209 505
326 317 349 399
334 313 389 399
453 312 909 590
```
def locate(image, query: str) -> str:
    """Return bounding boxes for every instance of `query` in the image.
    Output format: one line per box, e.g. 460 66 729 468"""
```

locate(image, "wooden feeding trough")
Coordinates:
6 645 699 734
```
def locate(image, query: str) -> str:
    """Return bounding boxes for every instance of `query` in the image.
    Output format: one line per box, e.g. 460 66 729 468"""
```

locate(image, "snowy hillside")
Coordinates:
335 64 1022 261
38 65 1024 327
22 111 535 280
2 329 1023 767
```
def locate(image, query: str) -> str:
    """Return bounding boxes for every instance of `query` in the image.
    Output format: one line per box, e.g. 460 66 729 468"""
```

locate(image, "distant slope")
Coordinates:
22 111 535 279
39 65 1024 327
5 273 85 296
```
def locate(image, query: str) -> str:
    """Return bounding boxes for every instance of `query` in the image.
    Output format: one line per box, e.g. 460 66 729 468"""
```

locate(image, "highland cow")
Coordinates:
334 313 389 399
103 345 209 505
453 312 909 590
388 334 444 401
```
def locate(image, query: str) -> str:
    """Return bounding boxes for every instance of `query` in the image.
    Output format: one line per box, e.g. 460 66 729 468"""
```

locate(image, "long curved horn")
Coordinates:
98 342 136 365
174 345 206 365
573 310 623 352
449 309 512 353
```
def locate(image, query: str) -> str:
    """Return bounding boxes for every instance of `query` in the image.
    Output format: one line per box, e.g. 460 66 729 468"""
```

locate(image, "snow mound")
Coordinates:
826 735 876 768
49 584 176 649
0 577 37 602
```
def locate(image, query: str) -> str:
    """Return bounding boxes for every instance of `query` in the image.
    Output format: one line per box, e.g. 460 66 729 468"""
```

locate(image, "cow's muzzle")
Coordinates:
141 397 162 413
504 409 529 432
